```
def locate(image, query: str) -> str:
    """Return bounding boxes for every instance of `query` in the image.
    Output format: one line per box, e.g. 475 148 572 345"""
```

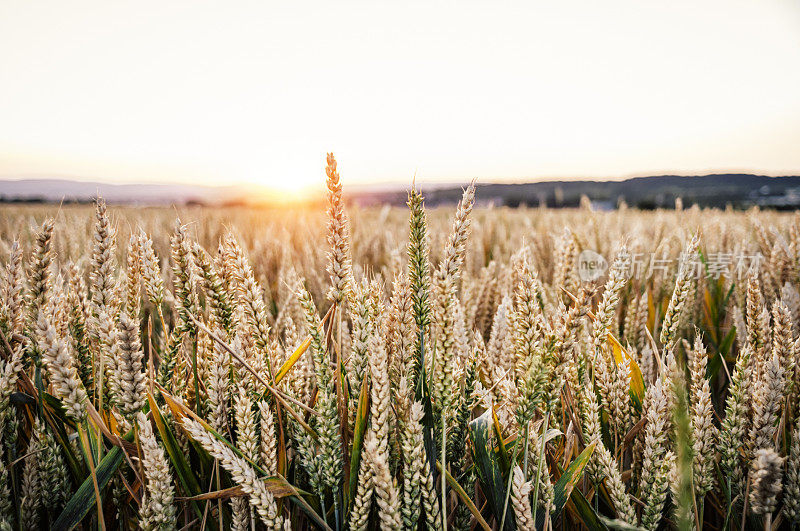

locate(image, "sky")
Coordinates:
1 0 800 194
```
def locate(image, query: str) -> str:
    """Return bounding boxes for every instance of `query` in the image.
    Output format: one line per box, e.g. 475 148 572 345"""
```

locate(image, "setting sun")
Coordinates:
258 175 321 203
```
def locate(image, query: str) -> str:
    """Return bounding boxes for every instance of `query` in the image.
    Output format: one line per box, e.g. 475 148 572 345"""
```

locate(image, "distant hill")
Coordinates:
2 174 800 209
354 174 800 210
0 179 258 205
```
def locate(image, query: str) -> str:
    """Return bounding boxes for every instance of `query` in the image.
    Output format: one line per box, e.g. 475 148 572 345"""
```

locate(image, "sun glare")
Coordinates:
252 173 322 204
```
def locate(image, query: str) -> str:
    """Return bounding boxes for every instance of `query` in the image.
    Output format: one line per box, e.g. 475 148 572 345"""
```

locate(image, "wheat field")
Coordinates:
0 155 798 530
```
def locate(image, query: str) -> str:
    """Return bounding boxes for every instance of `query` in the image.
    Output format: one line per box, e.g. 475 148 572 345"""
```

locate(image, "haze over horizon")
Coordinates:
2 1 800 194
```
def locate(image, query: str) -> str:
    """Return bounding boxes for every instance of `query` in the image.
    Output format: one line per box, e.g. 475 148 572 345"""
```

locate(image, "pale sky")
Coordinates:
1 0 800 194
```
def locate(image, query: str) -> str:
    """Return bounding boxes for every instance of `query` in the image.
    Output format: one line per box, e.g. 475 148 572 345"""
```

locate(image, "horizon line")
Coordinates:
2 170 800 190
